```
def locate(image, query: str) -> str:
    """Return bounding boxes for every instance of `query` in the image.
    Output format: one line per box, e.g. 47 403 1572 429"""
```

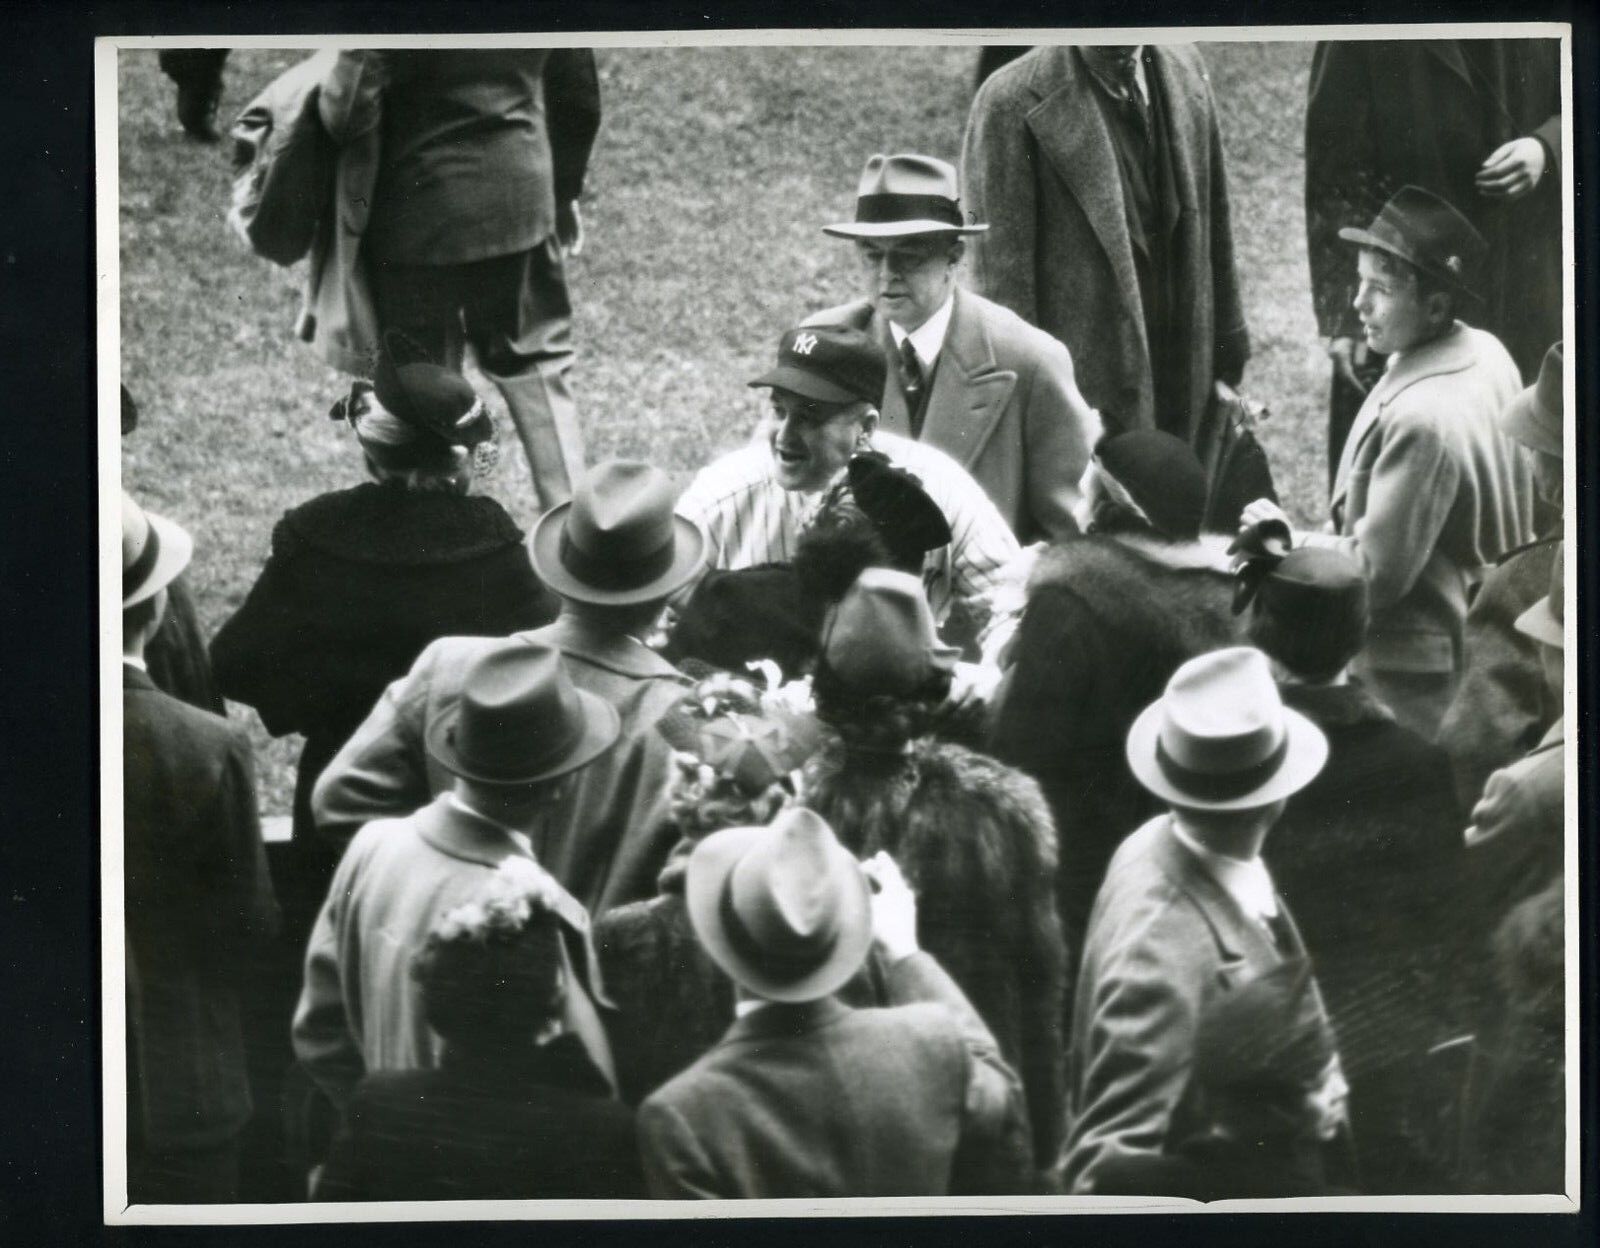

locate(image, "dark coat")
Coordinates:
146 573 225 717
1089 1132 1333 1199
986 534 1240 956
661 563 821 682
801 736 1066 1171
123 666 279 1152
210 481 556 850
1304 39 1562 379
314 1036 644 1201
962 44 1250 445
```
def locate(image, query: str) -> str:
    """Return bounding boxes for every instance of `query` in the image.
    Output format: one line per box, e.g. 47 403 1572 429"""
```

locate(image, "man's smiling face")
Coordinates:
765 389 872 493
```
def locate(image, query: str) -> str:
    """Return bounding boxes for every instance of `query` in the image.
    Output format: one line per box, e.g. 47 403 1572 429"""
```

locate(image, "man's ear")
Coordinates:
1424 289 1455 330
858 406 880 438
948 238 967 268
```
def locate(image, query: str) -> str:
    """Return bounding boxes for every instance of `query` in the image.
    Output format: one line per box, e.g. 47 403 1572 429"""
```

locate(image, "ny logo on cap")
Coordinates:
791 332 819 356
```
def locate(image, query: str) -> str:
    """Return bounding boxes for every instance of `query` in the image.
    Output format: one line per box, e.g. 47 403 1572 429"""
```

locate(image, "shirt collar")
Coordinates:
122 655 148 673
888 289 956 368
1168 819 1279 922
734 997 779 1020
448 793 535 857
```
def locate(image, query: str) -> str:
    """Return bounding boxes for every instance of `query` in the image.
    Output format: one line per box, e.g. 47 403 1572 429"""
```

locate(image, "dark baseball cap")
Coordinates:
748 323 888 406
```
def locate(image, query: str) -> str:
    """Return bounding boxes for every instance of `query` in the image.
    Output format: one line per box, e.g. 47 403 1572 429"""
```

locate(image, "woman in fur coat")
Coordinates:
800 568 1065 1178
986 431 1242 961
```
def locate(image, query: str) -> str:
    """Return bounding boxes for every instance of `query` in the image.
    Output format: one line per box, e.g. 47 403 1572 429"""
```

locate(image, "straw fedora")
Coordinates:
822 153 989 239
426 643 620 786
1126 647 1328 811
529 461 706 606
122 491 194 609
685 807 873 1003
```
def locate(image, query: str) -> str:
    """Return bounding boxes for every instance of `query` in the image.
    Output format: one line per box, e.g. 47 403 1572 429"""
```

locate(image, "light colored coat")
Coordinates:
1305 322 1535 678
1061 816 1330 1193
310 614 691 915
961 44 1249 446
809 287 1101 543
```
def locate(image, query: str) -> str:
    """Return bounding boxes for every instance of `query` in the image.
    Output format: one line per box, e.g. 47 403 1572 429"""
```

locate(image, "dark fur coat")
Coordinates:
801 736 1066 1172
986 534 1241 958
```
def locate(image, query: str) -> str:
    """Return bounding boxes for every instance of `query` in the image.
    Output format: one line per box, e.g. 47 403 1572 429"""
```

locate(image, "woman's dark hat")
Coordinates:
847 451 953 557
529 460 707 606
1338 185 1487 302
1094 429 1208 541
685 807 873 1003
819 567 959 699
425 642 620 786
370 329 496 449
822 153 989 239
1238 541 1371 679
1193 959 1337 1092
749 323 888 406
1500 342 1563 459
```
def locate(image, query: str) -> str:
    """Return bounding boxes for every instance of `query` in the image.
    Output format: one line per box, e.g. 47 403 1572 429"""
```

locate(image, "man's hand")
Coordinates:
1326 336 1371 395
862 851 919 964
555 199 585 256
1240 497 1292 532
942 661 1002 719
1476 138 1548 200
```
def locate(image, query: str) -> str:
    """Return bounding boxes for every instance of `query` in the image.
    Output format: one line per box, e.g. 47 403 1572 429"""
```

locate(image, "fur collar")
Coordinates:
279 482 525 566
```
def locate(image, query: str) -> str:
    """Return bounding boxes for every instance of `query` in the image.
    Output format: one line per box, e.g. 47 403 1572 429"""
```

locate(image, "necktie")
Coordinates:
1114 54 1147 116
899 337 926 438
1263 909 1297 955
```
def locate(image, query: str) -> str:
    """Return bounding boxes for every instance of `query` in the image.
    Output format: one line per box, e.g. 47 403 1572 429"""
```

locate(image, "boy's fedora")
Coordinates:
1338 184 1487 301
426 642 620 786
822 153 989 239
1126 647 1328 811
530 461 707 606
685 807 873 1003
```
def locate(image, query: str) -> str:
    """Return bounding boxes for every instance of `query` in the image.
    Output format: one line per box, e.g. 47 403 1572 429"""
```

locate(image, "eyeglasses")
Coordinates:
854 242 949 275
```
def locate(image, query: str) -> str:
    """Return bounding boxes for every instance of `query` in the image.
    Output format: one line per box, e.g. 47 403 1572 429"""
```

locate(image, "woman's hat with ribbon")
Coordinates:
1126 647 1328 811
332 329 496 454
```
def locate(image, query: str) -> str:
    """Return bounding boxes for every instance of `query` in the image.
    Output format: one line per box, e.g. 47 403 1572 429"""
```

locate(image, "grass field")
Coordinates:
118 40 1329 816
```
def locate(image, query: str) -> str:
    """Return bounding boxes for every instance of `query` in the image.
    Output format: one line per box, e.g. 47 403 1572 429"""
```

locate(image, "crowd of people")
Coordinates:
123 40 1568 1204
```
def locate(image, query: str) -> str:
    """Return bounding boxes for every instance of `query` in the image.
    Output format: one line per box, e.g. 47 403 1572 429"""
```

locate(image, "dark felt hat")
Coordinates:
819 567 959 699
1235 538 1371 679
425 642 619 786
1094 429 1209 541
1500 342 1563 458
749 323 888 406
847 451 953 558
822 153 989 238
370 330 496 450
1193 958 1338 1092
1338 185 1487 301
529 460 707 606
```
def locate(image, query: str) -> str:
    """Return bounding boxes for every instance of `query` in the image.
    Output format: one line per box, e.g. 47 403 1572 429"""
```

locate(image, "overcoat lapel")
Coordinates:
1424 40 1479 97
1149 821 1280 989
919 289 1017 471
1146 46 1202 219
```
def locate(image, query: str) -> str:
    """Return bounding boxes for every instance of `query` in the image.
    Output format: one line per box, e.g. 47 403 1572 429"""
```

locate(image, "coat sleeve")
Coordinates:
637 1097 724 1198
1304 408 1460 611
197 731 280 960
961 73 1040 326
1304 42 1375 341
317 50 385 145
544 48 602 205
1205 84 1250 386
886 953 1034 1194
291 838 369 1110
208 526 312 737
1060 920 1205 1193
1020 336 1100 543
310 644 438 849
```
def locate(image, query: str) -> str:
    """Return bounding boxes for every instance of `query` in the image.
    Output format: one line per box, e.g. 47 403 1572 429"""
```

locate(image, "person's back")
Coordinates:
367 49 555 266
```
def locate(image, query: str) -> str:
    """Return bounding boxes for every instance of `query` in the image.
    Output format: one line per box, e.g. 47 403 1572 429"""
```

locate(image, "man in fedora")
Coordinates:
638 808 1032 1197
810 152 1101 544
294 643 620 1114
1061 647 1343 1193
314 460 704 914
122 492 279 1202
1439 341 1565 808
962 45 1249 450
1243 185 1536 739
676 320 1022 671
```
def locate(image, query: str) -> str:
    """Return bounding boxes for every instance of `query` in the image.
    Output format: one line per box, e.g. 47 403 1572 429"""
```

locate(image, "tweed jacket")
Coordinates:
1304 323 1534 677
638 952 1033 1198
312 614 690 915
292 794 601 1108
1061 816 1331 1193
1304 39 1562 378
123 665 279 1150
808 288 1102 543
962 44 1249 446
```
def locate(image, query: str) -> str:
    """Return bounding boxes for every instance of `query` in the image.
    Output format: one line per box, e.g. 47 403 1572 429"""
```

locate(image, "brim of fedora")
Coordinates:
1336 227 1484 303
747 365 865 406
1514 597 1563 649
685 823 874 1005
821 220 989 239
528 507 707 607
1498 385 1562 458
123 510 194 609
424 684 621 786
1125 700 1330 813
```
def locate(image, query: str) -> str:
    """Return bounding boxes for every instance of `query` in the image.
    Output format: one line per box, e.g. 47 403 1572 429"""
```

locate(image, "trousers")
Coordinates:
370 239 586 509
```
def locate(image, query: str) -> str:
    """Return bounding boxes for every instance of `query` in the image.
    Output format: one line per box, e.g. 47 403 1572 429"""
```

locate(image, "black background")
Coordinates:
1 0 1593 1243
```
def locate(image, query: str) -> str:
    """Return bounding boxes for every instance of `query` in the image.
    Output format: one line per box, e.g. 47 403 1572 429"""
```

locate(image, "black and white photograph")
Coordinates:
99 22 1578 1221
